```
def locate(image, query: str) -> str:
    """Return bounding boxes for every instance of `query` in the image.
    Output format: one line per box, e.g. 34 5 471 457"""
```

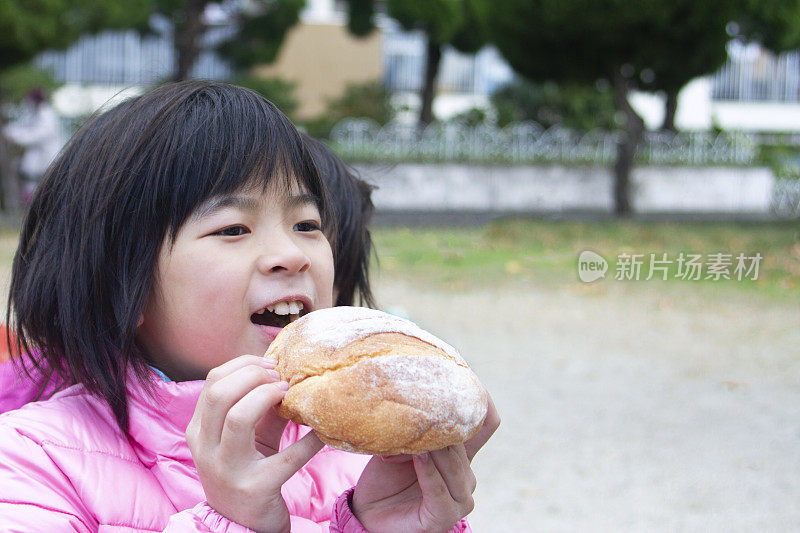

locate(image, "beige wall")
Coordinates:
254 22 382 119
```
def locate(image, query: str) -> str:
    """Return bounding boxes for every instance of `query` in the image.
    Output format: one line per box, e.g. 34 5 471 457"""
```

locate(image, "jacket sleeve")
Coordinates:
164 502 351 532
162 502 254 532
328 488 472 533
0 425 95 531
163 494 471 533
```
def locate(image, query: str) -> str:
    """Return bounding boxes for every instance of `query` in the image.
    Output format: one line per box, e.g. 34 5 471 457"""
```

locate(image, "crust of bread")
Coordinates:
265 310 488 455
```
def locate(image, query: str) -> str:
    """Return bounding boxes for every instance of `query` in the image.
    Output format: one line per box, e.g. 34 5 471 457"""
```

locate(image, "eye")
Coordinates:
294 220 322 233
214 225 249 237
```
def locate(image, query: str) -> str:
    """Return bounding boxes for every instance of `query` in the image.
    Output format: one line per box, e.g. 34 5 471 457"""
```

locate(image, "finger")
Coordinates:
455 445 478 493
197 365 282 448
254 406 291 456
259 430 325 486
379 454 414 464
218 380 290 462
190 355 275 428
465 394 500 461
189 357 272 444
429 445 474 505
204 354 277 385
413 453 460 528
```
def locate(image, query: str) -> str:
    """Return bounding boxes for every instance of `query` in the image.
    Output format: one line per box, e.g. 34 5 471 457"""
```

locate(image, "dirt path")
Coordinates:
373 278 800 532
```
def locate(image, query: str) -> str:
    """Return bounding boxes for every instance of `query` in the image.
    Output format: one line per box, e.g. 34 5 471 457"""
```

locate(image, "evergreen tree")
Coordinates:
486 0 742 215
344 0 488 127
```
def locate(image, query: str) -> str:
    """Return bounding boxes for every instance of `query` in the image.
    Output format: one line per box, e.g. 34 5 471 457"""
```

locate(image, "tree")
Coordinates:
485 0 739 215
147 0 303 81
733 0 800 52
491 78 617 131
0 0 152 73
217 0 305 71
639 4 734 132
344 0 488 127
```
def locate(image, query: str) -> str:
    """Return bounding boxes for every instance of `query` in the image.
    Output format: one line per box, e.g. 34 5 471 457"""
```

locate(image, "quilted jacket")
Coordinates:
0 362 471 532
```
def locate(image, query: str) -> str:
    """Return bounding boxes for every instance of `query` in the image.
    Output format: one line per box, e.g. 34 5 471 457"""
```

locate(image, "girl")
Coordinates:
0 81 497 532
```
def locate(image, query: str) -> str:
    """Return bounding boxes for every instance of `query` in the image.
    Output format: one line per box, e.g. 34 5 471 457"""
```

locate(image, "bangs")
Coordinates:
145 84 326 243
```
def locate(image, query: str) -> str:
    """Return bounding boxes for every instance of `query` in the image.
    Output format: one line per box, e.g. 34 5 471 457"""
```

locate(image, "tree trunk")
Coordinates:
173 0 208 81
662 90 678 133
419 36 442 127
611 66 645 217
0 116 21 212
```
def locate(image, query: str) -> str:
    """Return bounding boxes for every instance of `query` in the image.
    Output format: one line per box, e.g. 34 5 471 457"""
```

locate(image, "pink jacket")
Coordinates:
0 364 471 532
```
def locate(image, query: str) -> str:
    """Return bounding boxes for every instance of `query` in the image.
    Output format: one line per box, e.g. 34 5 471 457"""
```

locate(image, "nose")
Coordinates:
256 231 311 275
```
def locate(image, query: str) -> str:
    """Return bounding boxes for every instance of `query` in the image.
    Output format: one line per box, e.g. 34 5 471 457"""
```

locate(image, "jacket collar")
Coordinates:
125 368 204 465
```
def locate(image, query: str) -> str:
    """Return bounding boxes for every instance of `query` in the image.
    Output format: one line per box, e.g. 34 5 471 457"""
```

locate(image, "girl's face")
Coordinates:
136 179 334 382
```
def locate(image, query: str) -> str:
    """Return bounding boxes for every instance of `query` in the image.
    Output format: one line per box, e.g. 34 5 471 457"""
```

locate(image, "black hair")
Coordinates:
303 135 376 308
8 81 327 433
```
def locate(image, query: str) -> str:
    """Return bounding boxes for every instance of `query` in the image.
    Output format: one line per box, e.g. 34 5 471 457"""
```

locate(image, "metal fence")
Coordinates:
329 118 759 166
331 118 800 217
382 26 514 95
771 178 800 216
712 49 800 102
34 15 233 85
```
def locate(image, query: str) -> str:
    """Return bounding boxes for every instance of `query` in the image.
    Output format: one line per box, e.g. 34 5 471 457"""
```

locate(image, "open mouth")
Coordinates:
251 300 308 328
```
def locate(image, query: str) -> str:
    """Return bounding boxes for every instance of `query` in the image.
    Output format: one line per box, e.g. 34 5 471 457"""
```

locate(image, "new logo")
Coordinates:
577 251 608 282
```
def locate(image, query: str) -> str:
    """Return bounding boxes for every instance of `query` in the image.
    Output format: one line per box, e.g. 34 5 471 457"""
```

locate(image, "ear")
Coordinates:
136 315 144 328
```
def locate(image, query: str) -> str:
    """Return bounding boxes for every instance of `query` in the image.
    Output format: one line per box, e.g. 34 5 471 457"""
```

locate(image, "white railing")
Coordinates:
712 49 800 102
329 118 759 166
332 118 800 216
34 15 233 85
771 179 800 216
381 24 514 94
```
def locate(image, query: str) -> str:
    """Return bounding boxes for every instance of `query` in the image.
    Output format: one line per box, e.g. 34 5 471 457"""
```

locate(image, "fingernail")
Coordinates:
261 357 278 367
417 452 429 463
265 369 281 379
276 381 290 391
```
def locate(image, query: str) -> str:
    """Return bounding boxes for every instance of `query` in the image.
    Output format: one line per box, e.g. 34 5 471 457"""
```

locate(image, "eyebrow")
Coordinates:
285 192 320 211
192 191 320 220
192 194 261 220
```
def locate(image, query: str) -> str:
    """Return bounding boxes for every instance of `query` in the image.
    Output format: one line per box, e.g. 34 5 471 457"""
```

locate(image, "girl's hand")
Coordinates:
186 355 324 533
352 394 500 533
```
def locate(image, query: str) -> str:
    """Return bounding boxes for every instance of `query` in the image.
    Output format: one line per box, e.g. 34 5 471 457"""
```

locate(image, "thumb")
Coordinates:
260 430 325 486
465 394 500 462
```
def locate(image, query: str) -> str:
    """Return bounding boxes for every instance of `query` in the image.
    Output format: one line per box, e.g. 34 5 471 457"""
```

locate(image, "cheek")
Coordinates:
314 243 336 306
160 255 247 324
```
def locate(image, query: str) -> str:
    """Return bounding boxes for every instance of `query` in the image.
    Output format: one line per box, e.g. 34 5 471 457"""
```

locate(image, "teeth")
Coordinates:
260 300 305 316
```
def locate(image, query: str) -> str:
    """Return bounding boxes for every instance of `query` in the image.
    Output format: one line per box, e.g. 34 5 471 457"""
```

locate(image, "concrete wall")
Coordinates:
354 164 777 216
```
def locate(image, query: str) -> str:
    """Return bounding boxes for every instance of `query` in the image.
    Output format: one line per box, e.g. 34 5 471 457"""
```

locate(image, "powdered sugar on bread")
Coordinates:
365 354 487 434
297 306 466 364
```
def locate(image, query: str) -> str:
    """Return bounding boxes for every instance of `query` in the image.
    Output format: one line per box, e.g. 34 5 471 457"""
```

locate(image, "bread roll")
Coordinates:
265 306 488 455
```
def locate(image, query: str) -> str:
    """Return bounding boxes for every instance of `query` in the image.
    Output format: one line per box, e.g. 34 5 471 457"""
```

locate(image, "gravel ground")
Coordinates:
373 278 800 532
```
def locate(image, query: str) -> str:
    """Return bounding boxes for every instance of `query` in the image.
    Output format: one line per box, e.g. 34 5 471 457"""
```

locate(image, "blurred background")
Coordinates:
0 0 798 530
